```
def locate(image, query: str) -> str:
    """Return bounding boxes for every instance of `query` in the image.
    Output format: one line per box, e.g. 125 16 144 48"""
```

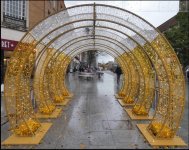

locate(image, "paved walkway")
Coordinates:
1 72 189 149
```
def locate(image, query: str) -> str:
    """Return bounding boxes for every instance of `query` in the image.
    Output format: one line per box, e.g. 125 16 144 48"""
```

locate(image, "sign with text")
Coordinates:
1 39 18 51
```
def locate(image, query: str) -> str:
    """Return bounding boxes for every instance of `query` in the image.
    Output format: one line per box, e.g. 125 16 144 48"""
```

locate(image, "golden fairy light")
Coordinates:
3 4 185 141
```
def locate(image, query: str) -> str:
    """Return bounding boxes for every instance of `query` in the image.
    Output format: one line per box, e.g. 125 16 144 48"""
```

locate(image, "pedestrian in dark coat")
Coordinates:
115 66 122 84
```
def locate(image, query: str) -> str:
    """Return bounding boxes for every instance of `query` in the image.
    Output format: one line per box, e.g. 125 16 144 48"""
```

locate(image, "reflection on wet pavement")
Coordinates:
1 71 188 149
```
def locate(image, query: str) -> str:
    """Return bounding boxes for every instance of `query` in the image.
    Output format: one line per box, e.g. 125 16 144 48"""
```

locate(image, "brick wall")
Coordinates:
29 0 45 29
29 0 66 30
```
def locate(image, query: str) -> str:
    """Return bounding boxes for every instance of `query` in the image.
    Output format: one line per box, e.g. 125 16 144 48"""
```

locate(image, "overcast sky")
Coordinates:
64 0 179 63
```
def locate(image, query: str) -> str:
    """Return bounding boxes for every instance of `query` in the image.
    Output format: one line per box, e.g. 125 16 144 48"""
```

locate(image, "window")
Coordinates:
3 1 5 14
2 0 27 31
3 0 26 20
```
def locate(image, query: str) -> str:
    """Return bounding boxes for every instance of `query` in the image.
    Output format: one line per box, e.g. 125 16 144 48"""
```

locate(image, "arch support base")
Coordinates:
137 124 187 148
117 99 135 107
63 93 74 99
35 107 63 119
125 108 153 120
114 94 124 99
1 123 52 145
54 99 70 106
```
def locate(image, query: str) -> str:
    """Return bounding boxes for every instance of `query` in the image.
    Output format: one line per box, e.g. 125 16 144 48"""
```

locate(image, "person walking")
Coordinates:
115 65 122 84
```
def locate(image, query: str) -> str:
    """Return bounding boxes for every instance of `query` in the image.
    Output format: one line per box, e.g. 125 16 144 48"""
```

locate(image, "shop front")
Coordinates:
1 39 18 84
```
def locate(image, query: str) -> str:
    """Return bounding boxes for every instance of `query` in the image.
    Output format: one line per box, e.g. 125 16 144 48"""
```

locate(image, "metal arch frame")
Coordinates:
37 23 184 138
41 27 183 139
23 3 161 43
60 34 139 98
30 18 156 93
34 48 57 115
28 17 157 103
34 33 146 110
28 13 179 125
62 38 132 98
3 4 185 140
29 15 154 68
32 18 153 63
36 35 152 118
48 36 147 102
0 24 162 137
27 16 158 113
33 29 143 99
37 36 142 103
17 3 153 38
33 23 156 116
56 49 121 89
32 28 138 102
27 3 186 111
62 21 176 137
68 48 126 94
4 42 42 136
4 22 155 135
39 42 131 107
33 32 136 99
36 26 145 100
11 3 184 97
42 36 153 113
41 43 129 105
49 46 129 100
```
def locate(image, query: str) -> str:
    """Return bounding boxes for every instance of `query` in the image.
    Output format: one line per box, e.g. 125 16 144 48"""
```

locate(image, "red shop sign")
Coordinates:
1 39 18 51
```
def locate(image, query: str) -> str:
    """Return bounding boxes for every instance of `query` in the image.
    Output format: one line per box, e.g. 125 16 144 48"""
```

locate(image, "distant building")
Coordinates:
29 0 65 29
106 61 115 71
1 0 66 83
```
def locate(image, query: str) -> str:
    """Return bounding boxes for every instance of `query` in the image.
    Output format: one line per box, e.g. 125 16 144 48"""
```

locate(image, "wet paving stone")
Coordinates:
1 71 189 149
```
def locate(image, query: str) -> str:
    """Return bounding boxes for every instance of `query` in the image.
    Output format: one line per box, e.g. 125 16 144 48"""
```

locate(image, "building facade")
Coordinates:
1 0 66 83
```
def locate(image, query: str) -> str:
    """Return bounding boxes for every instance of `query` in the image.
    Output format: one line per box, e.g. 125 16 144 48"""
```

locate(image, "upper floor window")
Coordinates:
2 0 27 31
3 0 26 20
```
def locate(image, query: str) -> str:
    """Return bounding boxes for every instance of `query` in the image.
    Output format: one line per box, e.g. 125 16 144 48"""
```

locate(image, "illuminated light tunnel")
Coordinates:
3 4 186 146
